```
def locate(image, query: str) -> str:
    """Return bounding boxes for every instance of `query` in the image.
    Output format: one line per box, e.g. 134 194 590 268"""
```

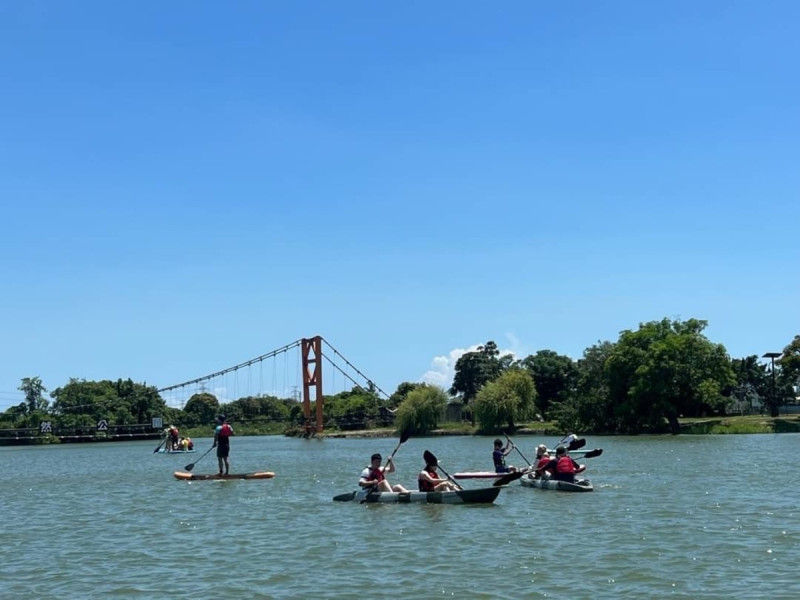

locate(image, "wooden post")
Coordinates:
301 336 324 435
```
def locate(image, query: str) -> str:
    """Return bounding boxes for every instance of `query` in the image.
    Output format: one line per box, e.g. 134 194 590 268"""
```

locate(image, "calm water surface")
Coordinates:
2 433 798 599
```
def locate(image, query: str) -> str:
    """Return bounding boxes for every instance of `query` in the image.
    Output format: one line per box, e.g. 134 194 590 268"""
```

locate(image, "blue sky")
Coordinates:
1 1 798 410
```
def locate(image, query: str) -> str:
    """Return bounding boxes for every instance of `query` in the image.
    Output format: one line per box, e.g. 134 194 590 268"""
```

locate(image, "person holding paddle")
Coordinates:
492 438 517 474
212 414 234 476
539 446 586 483
359 453 408 493
418 454 458 492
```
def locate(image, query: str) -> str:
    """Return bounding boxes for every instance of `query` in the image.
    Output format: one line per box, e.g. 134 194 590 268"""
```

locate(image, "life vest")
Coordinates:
556 456 577 475
218 423 233 437
535 456 551 478
418 467 439 492
365 467 384 483
493 450 506 469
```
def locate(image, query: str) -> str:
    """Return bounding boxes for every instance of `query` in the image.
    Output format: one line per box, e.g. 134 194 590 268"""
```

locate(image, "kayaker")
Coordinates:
533 444 552 479
418 455 458 492
359 453 408 493
213 414 234 476
493 438 517 474
543 446 585 483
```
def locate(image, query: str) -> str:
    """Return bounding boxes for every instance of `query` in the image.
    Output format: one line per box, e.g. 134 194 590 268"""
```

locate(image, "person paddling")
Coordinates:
541 446 585 483
418 454 458 492
493 438 517 474
212 414 234 475
533 444 552 479
359 453 408 493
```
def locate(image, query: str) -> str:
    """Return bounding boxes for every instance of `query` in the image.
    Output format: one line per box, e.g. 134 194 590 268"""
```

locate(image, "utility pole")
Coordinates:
762 352 781 417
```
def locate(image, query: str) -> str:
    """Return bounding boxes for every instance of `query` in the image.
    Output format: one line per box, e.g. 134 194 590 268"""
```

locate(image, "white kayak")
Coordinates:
520 473 594 492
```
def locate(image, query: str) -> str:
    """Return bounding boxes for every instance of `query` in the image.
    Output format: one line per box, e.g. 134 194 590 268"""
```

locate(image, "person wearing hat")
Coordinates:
212 414 234 475
359 452 408 493
539 445 585 483
418 454 458 492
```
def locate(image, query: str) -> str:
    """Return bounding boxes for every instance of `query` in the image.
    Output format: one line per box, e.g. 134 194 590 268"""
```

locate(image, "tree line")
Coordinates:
3 317 798 437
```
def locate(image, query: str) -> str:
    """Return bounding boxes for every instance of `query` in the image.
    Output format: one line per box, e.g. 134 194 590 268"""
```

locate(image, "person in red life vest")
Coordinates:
169 425 180 451
418 455 458 492
359 453 408 493
533 444 552 479
542 445 586 483
212 414 234 475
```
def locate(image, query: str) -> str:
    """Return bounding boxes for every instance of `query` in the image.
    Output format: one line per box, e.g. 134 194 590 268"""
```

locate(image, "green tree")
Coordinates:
778 335 800 400
183 392 220 427
394 385 448 434
19 376 48 414
473 368 536 433
388 382 424 410
450 341 512 405
517 350 577 419
606 318 735 434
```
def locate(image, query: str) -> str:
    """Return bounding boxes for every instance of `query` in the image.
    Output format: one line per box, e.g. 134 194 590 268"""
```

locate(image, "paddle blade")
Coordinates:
583 448 603 459
333 491 357 502
398 427 412 445
423 449 438 467
568 438 587 451
184 462 196 471
494 471 523 486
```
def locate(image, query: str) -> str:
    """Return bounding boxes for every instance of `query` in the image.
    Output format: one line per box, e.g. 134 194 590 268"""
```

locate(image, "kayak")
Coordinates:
174 471 275 481
332 486 501 504
157 449 196 454
520 473 594 492
454 472 505 480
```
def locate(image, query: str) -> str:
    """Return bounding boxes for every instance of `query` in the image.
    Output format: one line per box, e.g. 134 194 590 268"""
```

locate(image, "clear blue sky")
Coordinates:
1 1 798 410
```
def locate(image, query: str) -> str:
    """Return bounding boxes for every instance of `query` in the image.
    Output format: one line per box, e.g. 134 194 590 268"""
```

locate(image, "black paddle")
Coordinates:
504 433 534 468
184 445 215 472
422 450 463 491
578 448 603 459
153 436 167 454
493 470 524 486
360 428 412 502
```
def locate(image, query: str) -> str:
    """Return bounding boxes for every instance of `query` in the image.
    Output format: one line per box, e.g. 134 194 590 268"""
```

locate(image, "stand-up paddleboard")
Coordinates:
174 471 275 481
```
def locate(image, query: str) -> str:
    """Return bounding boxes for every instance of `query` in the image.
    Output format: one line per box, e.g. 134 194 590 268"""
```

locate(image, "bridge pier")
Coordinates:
302 336 324 435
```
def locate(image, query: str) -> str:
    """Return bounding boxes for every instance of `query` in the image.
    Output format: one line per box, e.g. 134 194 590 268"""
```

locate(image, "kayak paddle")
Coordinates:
153 437 167 454
493 470 524 487
184 445 215 472
422 450 463 491
504 433 534 467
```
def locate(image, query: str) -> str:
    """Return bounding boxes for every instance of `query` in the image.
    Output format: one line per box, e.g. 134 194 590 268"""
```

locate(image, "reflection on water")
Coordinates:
1 433 799 598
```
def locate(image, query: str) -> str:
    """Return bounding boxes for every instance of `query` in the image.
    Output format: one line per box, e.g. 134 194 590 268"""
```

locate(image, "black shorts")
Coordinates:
216 440 230 458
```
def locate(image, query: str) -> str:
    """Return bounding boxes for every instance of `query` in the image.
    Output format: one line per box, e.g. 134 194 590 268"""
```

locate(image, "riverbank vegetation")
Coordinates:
1 318 798 440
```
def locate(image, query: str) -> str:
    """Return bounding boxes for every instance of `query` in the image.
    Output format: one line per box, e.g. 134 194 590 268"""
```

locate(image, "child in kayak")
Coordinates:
493 438 517 473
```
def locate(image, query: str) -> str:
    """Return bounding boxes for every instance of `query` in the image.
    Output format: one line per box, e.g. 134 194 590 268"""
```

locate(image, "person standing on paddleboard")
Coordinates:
213 414 234 475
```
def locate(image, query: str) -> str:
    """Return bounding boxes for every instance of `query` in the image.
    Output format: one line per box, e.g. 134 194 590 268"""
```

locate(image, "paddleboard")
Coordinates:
173 471 275 481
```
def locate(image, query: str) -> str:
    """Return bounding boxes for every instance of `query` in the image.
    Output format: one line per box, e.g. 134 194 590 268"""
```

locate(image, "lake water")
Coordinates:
2 433 798 599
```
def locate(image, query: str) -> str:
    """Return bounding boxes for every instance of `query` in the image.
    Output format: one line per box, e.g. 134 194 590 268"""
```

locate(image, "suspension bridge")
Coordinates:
157 335 390 435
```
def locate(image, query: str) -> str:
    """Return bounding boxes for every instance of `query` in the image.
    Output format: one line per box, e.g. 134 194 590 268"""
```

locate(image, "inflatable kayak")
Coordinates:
520 474 594 492
454 472 505 479
174 471 275 481
332 486 501 504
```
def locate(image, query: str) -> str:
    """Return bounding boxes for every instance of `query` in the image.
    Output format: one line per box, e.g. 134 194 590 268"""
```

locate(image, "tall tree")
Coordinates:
606 318 735 433
450 341 511 404
778 335 800 396
517 350 577 419
19 376 48 414
473 368 537 433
